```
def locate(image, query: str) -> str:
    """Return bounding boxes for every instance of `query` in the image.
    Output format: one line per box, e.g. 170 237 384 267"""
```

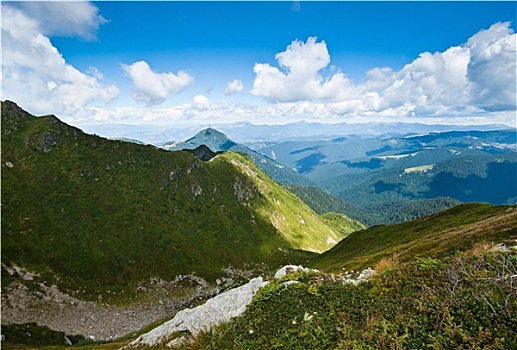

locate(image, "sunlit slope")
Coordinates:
215 152 354 252
311 203 517 272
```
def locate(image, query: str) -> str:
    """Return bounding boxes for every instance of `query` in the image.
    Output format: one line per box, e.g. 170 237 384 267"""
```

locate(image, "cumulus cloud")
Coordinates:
374 45 471 112
251 23 516 120
193 94 212 110
374 22 516 116
122 61 194 106
466 22 516 111
10 1 107 41
225 79 244 95
251 37 354 102
1 4 119 117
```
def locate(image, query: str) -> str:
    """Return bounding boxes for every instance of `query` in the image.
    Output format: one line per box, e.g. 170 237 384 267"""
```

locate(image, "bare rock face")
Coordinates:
126 277 268 348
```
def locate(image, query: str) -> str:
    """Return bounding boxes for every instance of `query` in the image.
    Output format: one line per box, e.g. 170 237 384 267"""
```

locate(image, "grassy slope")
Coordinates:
182 203 517 349
218 152 348 251
311 203 517 272
6 250 516 350
1 101 345 299
189 250 516 349
321 212 365 239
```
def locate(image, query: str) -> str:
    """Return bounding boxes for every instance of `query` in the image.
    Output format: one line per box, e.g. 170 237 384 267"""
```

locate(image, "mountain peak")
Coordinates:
2 100 32 122
186 128 237 151
201 127 225 136
194 128 229 140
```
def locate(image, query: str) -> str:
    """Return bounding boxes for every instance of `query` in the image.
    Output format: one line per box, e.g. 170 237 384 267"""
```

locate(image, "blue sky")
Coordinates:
2 1 516 128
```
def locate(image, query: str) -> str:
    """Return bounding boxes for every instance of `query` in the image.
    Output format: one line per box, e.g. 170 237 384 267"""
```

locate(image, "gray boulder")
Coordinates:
357 268 376 280
125 277 267 348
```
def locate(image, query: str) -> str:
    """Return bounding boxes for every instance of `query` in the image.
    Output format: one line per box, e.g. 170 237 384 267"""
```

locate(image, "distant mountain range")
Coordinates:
78 120 511 145
250 129 517 224
251 130 516 176
158 126 516 225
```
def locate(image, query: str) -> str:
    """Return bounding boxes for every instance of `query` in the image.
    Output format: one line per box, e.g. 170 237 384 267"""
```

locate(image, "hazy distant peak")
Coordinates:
186 128 237 151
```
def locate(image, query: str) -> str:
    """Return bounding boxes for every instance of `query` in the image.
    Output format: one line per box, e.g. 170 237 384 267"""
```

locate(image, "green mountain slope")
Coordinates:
0 101 343 299
311 203 517 272
160 203 517 349
219 152 351 251
191 249 517 349
320 212 365 238
159 204 514 349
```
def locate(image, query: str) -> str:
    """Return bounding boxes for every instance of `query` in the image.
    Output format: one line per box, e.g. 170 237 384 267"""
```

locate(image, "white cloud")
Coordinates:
1 4 119 117
250 37 354 102
225 79 244 95
193 94 212 111
375 45 471 112
78 98 516 130
122 61 194 106
250 23 516 121
466 22 516 111
371 22 516 116
76 21 517 129
87 67 105 80
11 2 107 41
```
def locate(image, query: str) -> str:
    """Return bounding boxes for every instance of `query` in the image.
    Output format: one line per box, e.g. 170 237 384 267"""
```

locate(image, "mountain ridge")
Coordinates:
1 100 349 300
77 121 513 145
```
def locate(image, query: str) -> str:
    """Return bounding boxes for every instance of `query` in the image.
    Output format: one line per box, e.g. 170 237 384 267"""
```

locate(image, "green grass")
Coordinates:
180 250 517 349
284 184 374 225
217 152 353 252
321 212 365 239
310 203 517 272
5 249 515 350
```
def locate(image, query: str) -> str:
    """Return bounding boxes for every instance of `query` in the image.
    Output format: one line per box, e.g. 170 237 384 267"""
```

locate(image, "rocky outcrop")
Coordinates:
124 264 379 348
1 100 26 122
126 277 268 348
274 265 318 280
2 263 379 347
